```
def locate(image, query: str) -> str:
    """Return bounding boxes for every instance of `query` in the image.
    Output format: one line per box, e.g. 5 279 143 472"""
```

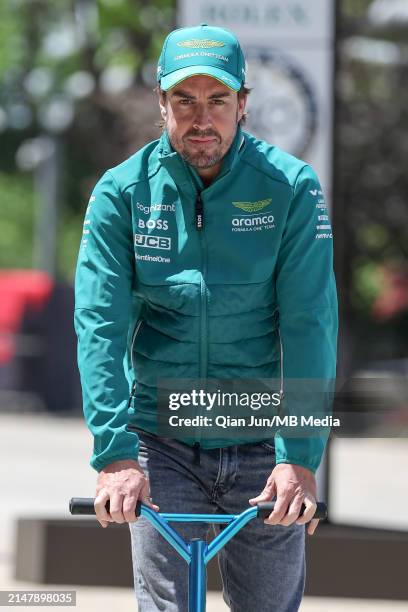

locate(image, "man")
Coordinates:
74 24 338 612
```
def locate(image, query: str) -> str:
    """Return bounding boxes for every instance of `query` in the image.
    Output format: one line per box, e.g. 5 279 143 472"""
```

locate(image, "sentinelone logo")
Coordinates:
136 253 170 264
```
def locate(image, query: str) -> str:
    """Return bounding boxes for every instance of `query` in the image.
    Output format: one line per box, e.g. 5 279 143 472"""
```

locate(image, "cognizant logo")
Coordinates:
137 202 176 215
231 214 275 232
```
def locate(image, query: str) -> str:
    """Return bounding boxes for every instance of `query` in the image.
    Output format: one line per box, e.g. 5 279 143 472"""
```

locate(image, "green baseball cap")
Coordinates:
157 24 246 92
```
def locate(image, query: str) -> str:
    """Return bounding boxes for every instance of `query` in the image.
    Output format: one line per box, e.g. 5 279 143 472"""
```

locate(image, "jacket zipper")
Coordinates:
195 192 208 465
195 192 208 380
195 193 203 230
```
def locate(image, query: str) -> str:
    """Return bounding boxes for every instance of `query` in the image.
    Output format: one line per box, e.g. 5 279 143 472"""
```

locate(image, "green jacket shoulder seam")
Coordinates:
106 170 127 205
241 155 308 193
106 164 161 194
293 163 310 193
241 158 296 192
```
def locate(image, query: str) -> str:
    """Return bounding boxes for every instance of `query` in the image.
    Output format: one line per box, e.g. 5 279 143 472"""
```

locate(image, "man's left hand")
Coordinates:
248 463 319 535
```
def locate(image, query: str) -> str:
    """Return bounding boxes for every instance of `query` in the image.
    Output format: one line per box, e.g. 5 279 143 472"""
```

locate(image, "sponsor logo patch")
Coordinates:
315 233 333 240
308 188 328 211
231 214 275 232
135 234 171 250
177 39 225 49
138 218 168 231
174 51 229 63
232 198 272 213
136 253 170 263
137 202 175 215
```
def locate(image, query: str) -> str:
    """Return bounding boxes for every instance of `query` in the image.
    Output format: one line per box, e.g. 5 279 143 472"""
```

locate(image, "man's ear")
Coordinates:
159 90 167 121
237 93 247 123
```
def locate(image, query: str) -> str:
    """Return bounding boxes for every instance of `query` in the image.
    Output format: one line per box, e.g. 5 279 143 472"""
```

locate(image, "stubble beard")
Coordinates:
168 127 237 170
180 140 225 169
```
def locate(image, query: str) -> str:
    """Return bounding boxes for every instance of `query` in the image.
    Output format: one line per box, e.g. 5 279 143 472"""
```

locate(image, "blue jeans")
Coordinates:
129 430 305 612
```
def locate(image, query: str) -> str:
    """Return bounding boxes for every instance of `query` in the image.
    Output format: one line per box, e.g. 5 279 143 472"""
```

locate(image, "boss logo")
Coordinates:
138 218 169 230
134 234 171 250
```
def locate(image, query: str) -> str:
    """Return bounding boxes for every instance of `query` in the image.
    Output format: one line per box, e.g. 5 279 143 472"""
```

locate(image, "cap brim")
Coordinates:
160 65 241 92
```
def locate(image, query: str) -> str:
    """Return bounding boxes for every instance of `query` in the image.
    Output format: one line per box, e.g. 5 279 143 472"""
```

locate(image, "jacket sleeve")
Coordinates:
74 170 140 472
274 164 338 473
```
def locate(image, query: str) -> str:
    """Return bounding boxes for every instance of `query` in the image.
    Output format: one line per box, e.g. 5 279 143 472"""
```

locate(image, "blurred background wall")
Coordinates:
0 0 407 552
1 0 406 389
0 0 175 413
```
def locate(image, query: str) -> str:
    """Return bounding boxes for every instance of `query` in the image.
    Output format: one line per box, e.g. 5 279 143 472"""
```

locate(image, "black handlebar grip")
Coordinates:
257 501 327 520
69 497 142 517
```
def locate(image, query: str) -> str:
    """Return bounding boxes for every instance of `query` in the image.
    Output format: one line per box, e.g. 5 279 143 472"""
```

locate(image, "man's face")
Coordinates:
159 75 246 173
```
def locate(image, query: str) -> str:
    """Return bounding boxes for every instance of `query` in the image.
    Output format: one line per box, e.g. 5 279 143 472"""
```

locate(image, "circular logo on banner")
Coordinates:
244 48 318 158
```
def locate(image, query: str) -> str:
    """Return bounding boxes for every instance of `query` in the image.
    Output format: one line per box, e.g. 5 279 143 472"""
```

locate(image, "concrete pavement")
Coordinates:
1 412 408 611
2 559 408 611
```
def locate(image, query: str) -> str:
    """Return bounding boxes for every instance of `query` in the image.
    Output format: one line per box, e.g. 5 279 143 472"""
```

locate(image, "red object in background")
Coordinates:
372 265 408 321
0 270 54 364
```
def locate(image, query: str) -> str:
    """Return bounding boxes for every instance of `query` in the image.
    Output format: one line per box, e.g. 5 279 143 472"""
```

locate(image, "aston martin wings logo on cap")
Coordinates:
232 199 272 213
177 39 226 48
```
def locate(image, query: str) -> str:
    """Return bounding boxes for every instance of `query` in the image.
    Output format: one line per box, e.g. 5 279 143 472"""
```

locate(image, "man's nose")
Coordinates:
192 104 212 130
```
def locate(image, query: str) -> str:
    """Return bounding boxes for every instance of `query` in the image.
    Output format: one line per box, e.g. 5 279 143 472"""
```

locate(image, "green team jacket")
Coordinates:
74 126 338 473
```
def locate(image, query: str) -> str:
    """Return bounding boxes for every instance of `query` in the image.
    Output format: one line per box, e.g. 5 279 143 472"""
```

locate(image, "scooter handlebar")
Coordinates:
69 497 142 517
69 498 327 520
256 501 327 520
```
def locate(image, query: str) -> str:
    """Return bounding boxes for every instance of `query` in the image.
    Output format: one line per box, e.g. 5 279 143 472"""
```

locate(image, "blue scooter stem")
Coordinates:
69 497 327 612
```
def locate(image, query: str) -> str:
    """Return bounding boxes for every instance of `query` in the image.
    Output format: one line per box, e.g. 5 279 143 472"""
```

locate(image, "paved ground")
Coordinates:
1 412 408 611
2 560 408 612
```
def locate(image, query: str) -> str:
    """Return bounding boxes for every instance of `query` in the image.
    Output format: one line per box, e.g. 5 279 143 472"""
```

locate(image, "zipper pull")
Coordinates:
127 380 137 414
195 193 203 231
127 380 137 405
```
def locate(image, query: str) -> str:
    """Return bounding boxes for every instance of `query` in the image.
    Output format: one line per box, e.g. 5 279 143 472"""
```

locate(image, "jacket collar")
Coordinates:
158 126 245 192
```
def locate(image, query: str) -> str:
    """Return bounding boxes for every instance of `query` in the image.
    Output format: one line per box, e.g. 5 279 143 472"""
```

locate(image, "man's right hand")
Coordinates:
94 459 159 528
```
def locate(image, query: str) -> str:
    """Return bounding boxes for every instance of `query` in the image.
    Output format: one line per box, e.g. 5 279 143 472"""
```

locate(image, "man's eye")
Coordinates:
212 99 225 105
180 99 193 105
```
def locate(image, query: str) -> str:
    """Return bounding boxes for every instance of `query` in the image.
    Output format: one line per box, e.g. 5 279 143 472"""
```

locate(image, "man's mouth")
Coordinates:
187 137 218 145
185 133 220 146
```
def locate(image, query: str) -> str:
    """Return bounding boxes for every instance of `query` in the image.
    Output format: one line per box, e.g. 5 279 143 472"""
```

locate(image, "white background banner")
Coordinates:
177 0 336 200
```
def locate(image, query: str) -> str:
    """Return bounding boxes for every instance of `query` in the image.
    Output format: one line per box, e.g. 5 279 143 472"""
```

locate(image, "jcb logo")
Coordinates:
138 218 169 230
134 234 171 250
